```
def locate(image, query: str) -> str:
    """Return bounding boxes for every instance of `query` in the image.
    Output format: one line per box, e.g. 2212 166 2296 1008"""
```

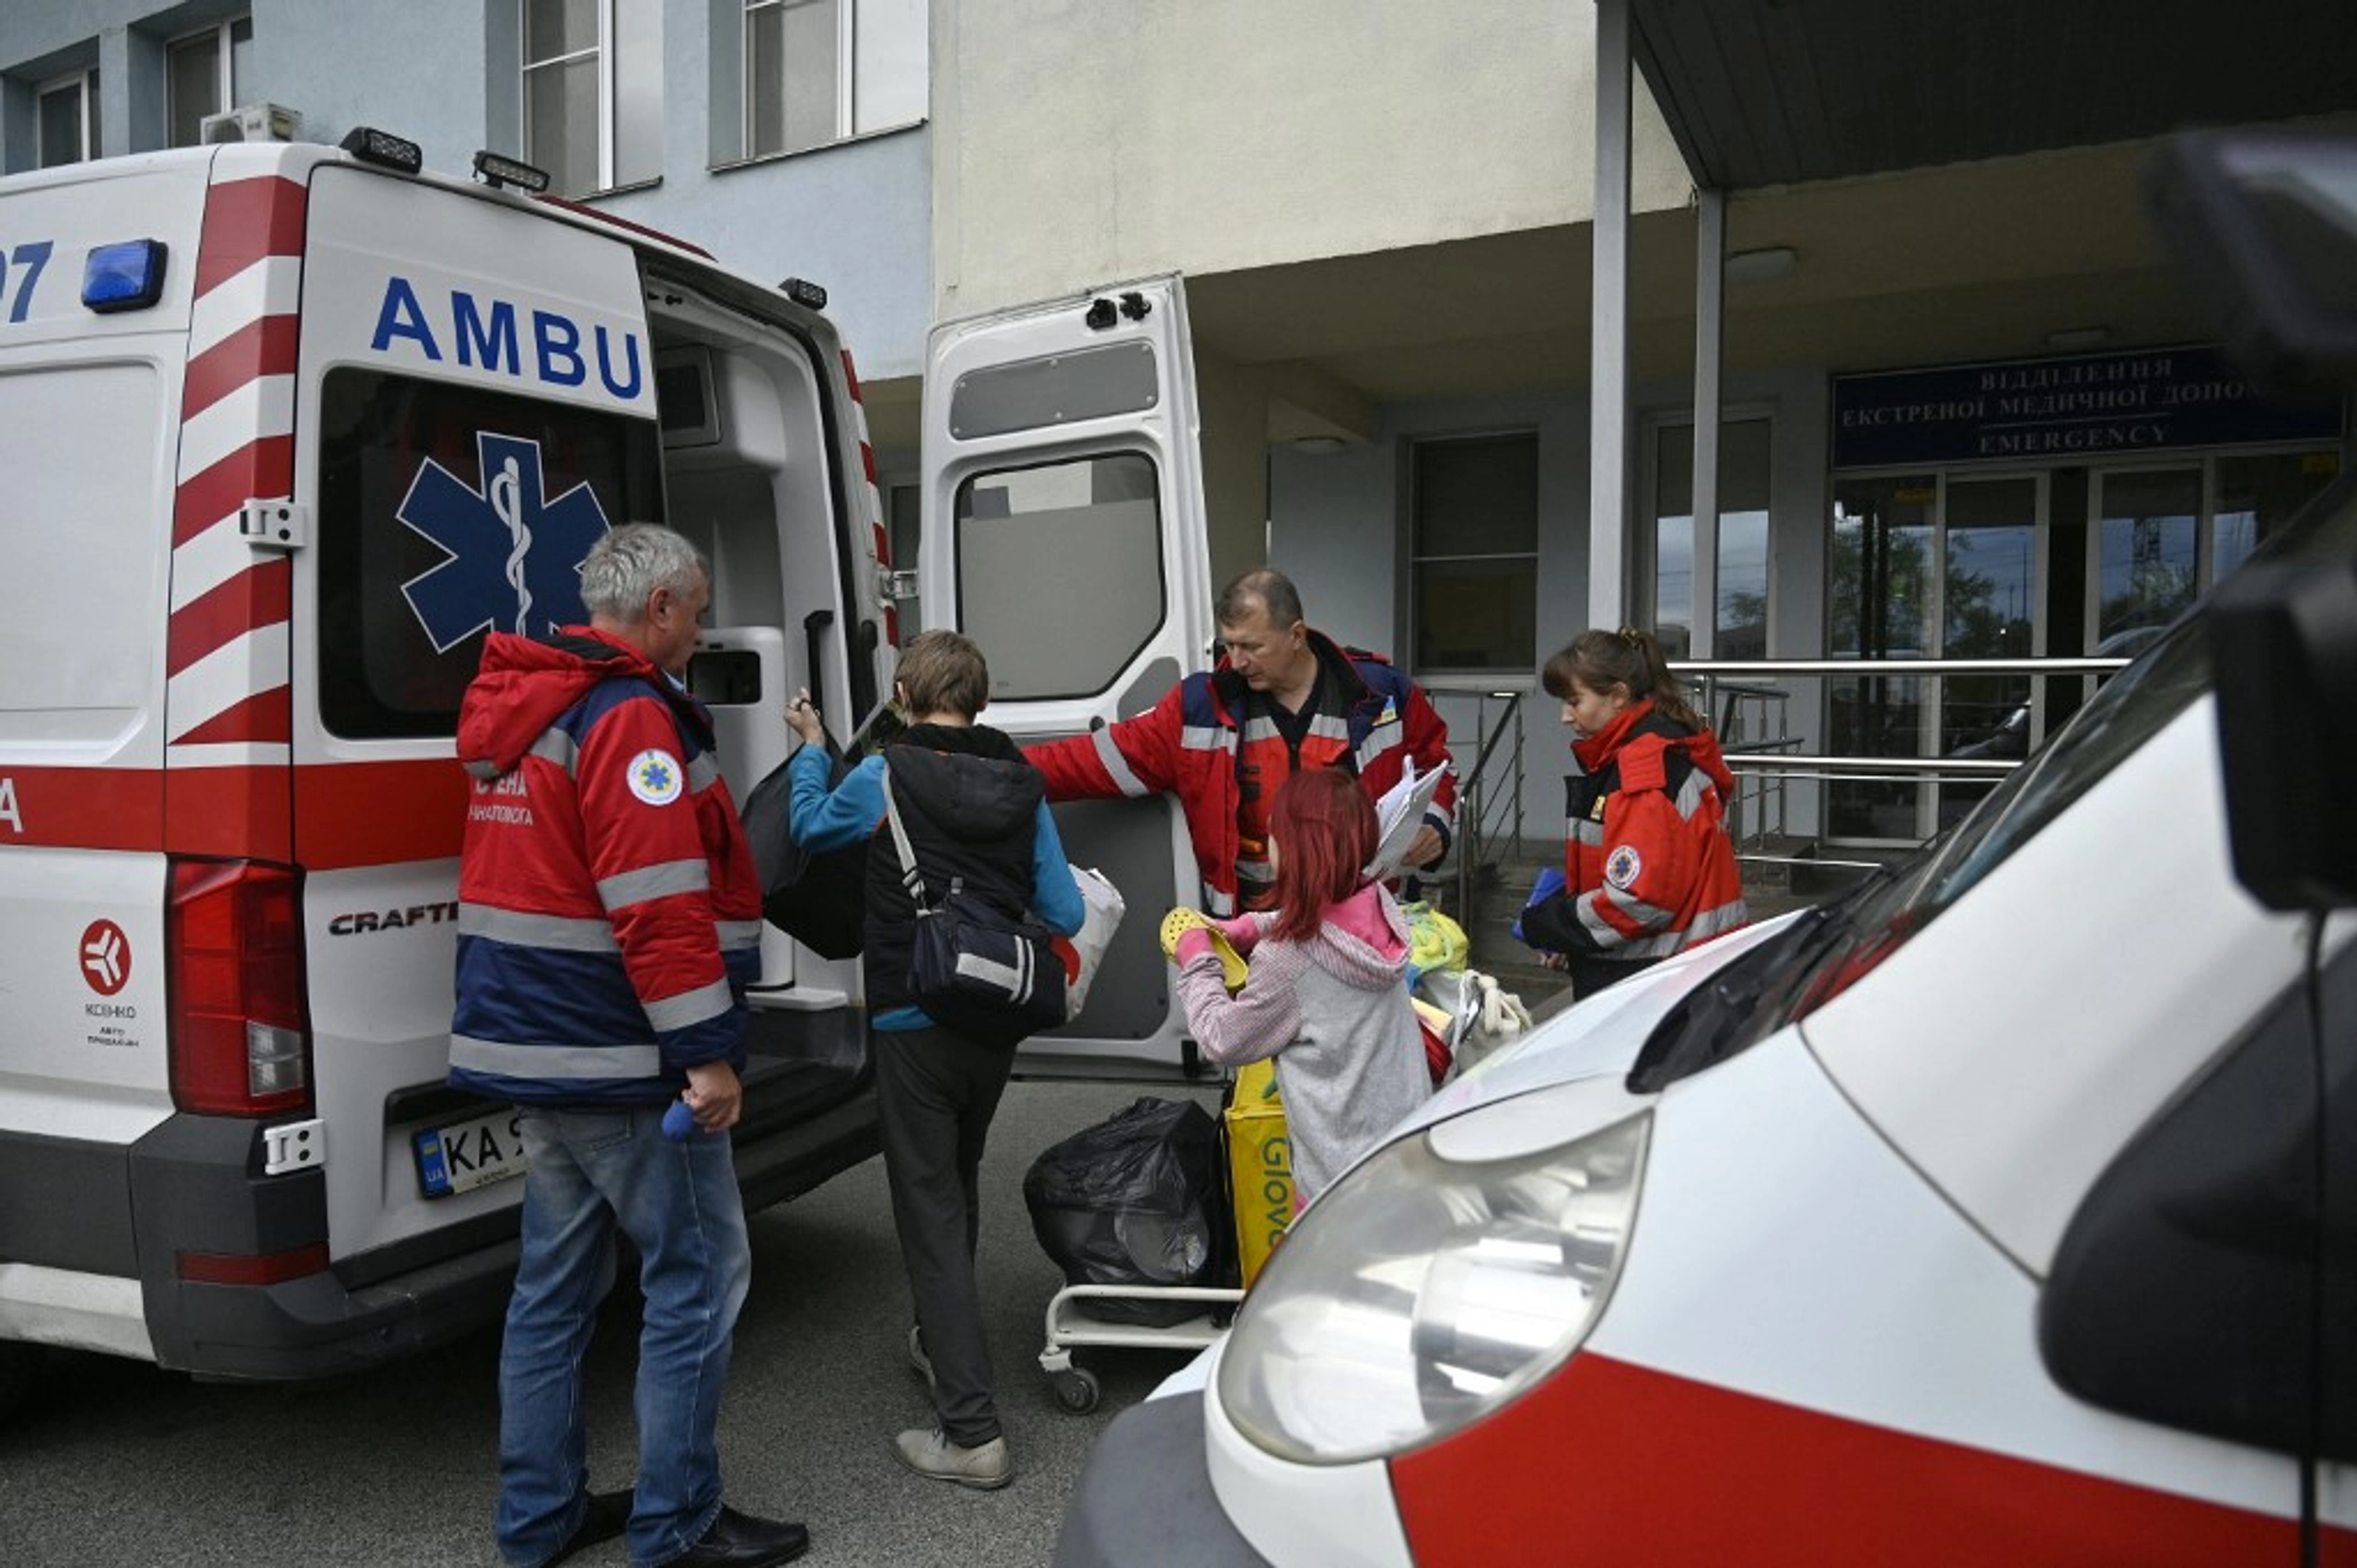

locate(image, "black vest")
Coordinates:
863 723 1045 1016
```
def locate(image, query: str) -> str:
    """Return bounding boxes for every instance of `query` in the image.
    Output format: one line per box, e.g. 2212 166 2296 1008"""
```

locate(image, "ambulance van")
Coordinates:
0 130 915 1397
0 125 1262 1405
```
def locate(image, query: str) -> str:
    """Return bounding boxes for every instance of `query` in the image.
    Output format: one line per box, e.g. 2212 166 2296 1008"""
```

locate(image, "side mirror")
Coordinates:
2208 545 2357 910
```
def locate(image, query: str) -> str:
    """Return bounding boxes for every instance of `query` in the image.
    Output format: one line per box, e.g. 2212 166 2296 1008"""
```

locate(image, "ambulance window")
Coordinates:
0 363 159 740
954 452 1161 702
317 369 664 738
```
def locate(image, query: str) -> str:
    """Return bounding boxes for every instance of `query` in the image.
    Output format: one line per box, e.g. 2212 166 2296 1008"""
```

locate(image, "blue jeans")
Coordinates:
496 1103 752 1568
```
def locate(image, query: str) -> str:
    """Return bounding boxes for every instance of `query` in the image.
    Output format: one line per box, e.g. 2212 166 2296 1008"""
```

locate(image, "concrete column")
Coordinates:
1586 0 1631 631
1690 185 1724 657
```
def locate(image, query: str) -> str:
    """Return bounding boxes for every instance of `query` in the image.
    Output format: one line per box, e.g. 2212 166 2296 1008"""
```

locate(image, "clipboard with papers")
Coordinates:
1365 761 1447 878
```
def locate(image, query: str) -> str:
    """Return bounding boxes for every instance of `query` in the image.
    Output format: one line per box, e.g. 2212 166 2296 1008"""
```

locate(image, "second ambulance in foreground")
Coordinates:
1052 128 2357 1567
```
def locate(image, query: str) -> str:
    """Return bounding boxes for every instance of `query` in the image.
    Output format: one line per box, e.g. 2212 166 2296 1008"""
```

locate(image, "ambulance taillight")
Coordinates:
166 859 312 1117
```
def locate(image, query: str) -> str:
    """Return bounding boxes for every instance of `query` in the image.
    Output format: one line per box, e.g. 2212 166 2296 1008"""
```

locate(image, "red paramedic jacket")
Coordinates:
1550 701 1748 959
446 628 762 1104
1027 630 1457 918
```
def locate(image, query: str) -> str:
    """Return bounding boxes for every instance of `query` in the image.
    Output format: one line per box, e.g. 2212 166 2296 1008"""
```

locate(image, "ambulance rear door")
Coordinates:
288 159 665 1262
920 275 1214 1079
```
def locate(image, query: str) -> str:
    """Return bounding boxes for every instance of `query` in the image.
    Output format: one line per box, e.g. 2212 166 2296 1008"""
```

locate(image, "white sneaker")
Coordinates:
894 1426 1013 1491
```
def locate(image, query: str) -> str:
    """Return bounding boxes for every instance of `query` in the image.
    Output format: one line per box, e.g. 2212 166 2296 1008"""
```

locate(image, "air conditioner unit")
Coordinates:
200 103 302 145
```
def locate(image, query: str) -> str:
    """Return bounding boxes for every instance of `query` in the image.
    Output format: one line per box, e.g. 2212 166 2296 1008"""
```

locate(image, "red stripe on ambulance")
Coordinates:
192 174 308 296
1388 1353 2311 1567
182 314 299 419
166 556 290 678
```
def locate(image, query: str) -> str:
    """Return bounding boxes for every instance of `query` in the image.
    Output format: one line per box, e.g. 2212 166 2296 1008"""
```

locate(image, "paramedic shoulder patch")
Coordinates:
626 749 685 806
1605 845 1643 889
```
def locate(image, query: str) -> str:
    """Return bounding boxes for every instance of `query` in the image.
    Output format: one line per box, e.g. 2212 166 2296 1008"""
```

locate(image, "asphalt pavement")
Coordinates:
0 1076 1227 1568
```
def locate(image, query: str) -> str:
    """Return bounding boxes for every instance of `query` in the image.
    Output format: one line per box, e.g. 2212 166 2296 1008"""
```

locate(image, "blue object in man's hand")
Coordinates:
662 1099 697 1141
1512 866 1569 944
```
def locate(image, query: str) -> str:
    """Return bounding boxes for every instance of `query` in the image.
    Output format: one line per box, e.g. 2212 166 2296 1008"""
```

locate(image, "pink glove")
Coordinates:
1175 927 1215 968
1215 916 1260 954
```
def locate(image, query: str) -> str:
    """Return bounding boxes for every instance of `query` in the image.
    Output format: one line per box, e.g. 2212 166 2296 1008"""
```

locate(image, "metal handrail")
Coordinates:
1418 686 1526 914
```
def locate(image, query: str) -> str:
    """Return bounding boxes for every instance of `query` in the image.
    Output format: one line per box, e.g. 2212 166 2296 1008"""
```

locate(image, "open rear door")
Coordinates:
920 275 1213 1078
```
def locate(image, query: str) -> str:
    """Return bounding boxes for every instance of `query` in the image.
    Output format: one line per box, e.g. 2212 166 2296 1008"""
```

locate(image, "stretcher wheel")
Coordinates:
1051 1365 1101 1413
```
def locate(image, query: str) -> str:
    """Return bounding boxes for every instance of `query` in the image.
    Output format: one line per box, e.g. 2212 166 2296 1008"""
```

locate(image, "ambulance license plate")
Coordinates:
414 1109 527 1199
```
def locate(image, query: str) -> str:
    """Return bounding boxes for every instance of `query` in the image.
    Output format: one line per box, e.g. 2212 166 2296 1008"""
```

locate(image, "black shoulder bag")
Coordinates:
882 760 1066 1047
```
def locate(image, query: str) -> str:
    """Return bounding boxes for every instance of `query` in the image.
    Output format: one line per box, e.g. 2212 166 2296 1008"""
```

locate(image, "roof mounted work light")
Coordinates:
340 125 423 175
473 150 552 193
779 277 828 310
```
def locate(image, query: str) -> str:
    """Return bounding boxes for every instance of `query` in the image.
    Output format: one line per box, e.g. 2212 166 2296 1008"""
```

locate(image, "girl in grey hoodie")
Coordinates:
1171 768 1433 1204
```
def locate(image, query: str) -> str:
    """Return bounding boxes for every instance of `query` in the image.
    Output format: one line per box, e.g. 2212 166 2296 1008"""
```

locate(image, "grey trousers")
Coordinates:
874 1023 1016 1446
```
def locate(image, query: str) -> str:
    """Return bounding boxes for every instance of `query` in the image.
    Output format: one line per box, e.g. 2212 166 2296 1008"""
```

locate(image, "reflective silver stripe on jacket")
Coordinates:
1092 727 1152 797
530 728 579 773
1178 724 1230 754
1203 886 1237 917
644 975 736 1033
448 1034 660 1080
1581 883 1680 951
598 858 710 912
688 751 723 791
1686 900 1750 942
715 920 764 950
458 903 621 953
1568 817 1606 847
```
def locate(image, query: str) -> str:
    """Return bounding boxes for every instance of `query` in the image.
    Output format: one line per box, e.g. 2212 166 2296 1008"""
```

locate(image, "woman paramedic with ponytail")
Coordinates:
1515 626 1748 996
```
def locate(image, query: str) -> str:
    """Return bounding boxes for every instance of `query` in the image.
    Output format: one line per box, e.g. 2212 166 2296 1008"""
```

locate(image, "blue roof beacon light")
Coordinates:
82 239 169 314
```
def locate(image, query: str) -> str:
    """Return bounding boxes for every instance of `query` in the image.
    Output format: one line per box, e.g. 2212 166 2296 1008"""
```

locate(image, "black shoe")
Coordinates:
542 1489 631 1568
671 1504 811 1568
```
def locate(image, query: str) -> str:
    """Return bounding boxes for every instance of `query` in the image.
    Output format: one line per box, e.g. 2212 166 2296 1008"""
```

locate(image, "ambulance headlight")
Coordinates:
1216 1088 1648 1465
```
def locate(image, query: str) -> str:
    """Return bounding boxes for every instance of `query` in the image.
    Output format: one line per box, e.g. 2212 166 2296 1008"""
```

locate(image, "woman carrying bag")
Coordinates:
784 631 1083 1492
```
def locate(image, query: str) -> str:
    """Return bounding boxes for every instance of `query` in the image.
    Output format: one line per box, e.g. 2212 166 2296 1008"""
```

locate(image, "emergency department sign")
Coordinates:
396 432 612 651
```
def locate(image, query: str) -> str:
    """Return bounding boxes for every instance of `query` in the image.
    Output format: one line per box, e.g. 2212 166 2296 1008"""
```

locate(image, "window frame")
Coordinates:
36 69 99 168
165 16 251 149
1407 429 1542 677
738 0 925 159
1640 406 1777 662
520 0 659 195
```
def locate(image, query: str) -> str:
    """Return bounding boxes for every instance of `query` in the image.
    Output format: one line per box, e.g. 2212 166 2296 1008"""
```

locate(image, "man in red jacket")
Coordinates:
1028 569 1456 917
450 524 807 1568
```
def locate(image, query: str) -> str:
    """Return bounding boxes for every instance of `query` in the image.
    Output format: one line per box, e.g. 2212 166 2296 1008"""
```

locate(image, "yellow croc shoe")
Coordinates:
1159 907 1248 991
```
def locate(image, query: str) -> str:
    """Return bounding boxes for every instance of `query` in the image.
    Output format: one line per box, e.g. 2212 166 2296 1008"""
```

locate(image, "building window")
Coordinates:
38 71 99 168
522 0 661 197
167 17 253 147
1411 433 1538 672
1651 417 1771 659
744 0 925 157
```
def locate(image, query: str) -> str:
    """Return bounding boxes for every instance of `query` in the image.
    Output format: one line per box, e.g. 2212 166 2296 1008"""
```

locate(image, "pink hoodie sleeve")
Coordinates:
1175 940 1304 1066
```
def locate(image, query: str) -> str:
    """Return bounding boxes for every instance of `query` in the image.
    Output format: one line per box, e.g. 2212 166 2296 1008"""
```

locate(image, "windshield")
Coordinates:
1632 466 2357 1092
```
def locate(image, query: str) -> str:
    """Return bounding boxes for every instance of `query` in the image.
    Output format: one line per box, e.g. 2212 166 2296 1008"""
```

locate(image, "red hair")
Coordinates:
1268 768 1377 944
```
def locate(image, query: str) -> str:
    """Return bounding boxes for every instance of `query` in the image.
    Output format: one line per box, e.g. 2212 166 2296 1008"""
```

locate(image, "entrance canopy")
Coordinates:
1629 0 2357 192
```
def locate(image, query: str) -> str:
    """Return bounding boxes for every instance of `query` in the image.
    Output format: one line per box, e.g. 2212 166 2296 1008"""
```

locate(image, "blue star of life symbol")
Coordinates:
396 432 613 653
639 758 674 793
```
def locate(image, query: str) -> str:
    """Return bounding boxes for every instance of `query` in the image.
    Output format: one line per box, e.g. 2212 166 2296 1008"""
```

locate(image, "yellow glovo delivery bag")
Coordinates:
1159 906 1295 1287
1225 1058 1293 1287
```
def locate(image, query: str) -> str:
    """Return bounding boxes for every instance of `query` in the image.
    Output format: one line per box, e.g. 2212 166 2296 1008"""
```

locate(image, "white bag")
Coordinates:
1056 865 1127 1019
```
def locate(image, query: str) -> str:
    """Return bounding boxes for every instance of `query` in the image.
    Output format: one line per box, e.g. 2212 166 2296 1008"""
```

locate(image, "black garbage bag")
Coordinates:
740 744 868 960
1024 1097 1229 1326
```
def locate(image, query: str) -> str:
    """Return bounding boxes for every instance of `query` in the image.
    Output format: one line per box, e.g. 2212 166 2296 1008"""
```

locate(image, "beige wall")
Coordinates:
931 0 1691 318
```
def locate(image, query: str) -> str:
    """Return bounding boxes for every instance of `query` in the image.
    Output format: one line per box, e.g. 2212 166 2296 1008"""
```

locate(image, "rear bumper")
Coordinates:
1 1077 879 1381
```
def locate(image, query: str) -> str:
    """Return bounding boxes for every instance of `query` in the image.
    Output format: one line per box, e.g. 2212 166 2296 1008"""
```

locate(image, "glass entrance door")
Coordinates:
1829 472 2043 842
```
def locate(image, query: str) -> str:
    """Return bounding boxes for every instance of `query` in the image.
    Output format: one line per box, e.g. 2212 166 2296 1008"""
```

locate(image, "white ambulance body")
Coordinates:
0 135 900 1387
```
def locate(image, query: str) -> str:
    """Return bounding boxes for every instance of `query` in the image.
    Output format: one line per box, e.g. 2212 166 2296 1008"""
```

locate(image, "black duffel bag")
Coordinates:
741 738 868 959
